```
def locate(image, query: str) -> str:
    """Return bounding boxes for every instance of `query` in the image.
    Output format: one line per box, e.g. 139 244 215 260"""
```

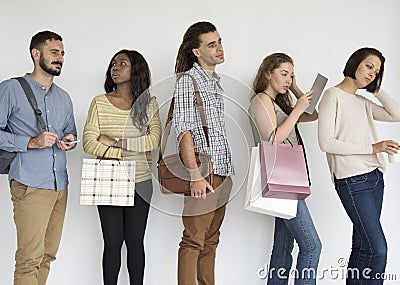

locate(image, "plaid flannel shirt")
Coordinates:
173 63 234 176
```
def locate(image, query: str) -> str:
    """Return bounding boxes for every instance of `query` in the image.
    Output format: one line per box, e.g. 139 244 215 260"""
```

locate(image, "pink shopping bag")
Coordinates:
260 138 310 200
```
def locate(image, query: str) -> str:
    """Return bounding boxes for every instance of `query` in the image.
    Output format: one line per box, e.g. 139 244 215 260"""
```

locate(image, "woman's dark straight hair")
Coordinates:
343 47 385 93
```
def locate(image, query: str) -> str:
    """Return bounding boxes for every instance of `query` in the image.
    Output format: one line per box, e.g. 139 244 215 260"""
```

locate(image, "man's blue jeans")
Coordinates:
334 168 387 285
267 200 322 285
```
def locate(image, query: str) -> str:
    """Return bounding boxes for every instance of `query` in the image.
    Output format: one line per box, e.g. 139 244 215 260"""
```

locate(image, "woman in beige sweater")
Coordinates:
83 49 161 285
318 47 400 284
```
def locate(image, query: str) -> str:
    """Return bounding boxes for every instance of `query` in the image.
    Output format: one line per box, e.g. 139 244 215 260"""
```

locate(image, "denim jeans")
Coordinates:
334 168 387 285
267 200 322 285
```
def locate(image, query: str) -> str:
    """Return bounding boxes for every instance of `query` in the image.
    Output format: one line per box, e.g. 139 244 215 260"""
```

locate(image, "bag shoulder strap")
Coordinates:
190 75 209 143
294 125 311 186
158 74 209 163
264 96 294 145
13 77 47 131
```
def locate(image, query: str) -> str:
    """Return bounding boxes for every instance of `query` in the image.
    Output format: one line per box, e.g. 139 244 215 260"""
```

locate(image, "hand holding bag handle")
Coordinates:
157 74 213 195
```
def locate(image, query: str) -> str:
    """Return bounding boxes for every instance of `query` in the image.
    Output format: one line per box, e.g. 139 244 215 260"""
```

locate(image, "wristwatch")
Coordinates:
113 138 120 148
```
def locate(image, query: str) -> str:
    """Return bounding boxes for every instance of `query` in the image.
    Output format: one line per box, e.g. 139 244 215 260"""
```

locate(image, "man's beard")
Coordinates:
39 57 62 76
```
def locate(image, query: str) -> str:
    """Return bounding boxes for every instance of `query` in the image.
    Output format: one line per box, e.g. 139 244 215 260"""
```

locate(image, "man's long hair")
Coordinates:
175 21 216 74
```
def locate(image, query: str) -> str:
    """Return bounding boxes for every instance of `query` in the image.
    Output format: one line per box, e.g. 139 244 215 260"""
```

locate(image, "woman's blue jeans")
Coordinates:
267 200 322 285
334 168 387 285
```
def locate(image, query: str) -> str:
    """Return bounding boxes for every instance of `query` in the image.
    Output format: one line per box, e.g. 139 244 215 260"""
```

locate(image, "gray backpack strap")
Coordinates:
13 77 47 131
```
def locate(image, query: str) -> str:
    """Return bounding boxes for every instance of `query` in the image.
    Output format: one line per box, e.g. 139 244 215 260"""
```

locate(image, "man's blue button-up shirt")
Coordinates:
0 74 77 190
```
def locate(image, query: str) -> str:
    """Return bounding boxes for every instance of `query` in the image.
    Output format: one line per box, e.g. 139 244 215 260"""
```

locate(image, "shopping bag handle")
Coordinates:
267 128 294 147
99 146 112 162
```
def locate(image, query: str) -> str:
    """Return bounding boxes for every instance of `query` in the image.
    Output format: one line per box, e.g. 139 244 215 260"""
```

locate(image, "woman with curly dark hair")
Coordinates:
83 49 161 285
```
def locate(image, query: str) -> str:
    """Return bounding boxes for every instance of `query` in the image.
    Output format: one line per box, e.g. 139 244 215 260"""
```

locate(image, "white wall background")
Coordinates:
1 0 399 284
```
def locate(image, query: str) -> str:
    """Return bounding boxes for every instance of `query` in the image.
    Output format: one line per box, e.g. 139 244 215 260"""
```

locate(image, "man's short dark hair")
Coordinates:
29 31 63 61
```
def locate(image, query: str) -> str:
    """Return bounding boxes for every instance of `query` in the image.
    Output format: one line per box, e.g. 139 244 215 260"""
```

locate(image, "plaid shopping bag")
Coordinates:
80 158 136 206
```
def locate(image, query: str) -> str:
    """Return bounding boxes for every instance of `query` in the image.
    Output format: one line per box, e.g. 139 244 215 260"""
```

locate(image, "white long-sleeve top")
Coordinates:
318 87 400 180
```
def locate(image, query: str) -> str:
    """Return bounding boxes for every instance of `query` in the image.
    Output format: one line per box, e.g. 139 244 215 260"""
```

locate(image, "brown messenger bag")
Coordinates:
157 75 213 194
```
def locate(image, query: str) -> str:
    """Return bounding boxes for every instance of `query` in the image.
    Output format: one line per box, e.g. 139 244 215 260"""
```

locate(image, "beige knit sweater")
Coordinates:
318 87 400 180
83 95 161 182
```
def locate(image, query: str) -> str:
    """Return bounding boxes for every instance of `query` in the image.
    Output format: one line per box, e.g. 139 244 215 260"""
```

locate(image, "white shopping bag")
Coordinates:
245 145 298 219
